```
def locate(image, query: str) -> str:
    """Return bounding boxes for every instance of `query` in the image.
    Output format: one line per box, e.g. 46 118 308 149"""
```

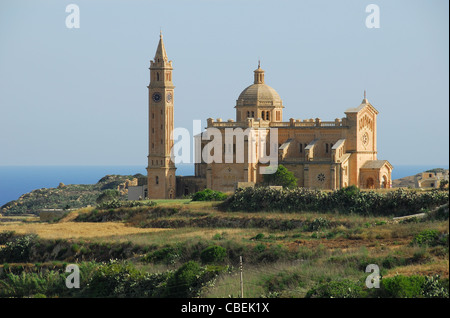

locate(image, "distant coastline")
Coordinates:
0 164 448 207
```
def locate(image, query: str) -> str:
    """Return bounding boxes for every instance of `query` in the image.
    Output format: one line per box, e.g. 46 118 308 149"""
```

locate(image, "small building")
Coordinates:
127 176 149 200
415 170 449 188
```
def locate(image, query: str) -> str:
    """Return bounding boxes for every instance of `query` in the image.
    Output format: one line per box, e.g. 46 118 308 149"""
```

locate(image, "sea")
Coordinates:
0 164 448 207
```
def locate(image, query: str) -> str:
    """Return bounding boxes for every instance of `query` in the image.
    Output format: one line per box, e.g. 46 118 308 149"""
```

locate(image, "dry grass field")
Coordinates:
0 219 170 239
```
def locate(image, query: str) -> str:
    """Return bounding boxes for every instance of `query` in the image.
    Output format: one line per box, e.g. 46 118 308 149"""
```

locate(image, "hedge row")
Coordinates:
220 186 449 216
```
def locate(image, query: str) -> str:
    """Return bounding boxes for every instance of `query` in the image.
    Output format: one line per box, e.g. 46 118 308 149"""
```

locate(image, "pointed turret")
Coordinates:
154 31 169 64
149 32 173 87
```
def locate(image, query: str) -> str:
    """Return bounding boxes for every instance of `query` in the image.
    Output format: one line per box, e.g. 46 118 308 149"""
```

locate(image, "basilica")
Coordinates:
128 34 393 200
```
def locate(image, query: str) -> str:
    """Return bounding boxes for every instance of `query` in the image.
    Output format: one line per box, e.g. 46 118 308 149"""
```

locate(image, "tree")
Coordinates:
96 189 119 204
263 164 298 189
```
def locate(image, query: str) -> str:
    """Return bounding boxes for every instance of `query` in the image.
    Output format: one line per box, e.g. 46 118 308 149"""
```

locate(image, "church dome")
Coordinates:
237 83 282 106
236 64 283 107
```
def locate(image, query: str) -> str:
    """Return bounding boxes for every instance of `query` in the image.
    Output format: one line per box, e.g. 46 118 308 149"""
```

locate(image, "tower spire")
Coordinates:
154 31 168 63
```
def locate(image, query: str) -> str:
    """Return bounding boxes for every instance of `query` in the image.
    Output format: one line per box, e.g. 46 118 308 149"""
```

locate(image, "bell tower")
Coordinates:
147 32 176 199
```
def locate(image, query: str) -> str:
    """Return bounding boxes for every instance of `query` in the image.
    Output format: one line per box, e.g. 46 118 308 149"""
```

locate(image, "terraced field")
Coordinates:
0 199 448 298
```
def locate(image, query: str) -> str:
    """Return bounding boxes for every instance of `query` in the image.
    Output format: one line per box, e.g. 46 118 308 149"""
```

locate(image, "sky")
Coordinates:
0 0 448 167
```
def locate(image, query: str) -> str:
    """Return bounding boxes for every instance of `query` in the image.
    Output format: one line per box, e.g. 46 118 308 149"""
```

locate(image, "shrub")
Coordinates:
191 189 227 201
262 271 304 294
411 229 441 247
142 247 181 265
379 275 425 298
0 231 16 245
200 245 227 264
0 235 37 263
253 233 265 241
212 233 226 241
164 261 203 298
308 217 331 231
0 271 65 298
254 244 266 253
0 262 99 298
305 279 365 298
82 260 169 298
421 275 449 298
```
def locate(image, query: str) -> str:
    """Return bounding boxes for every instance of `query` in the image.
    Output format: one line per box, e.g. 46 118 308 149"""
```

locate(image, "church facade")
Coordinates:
129 34 393 200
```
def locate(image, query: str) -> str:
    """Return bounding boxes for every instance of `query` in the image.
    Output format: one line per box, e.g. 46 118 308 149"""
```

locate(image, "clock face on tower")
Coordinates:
152 92 162 103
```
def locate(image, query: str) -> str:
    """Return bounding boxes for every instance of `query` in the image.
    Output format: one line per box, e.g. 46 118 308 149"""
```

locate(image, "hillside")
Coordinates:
0 174 142 216
392 174 418 188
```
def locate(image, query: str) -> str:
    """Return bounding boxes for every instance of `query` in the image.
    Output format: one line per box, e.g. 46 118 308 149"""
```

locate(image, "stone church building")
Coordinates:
128 34 393 200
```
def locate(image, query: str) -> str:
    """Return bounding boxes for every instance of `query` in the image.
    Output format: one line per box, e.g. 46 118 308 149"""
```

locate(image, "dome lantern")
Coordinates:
254 60 265 84
235 62 284 122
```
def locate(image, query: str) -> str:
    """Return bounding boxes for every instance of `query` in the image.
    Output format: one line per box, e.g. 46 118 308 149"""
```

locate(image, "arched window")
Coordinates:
266 112 270 120
155 176 159 185
247 111 250 118
261 111 265 119
251 111 254 118
156 72 160 81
